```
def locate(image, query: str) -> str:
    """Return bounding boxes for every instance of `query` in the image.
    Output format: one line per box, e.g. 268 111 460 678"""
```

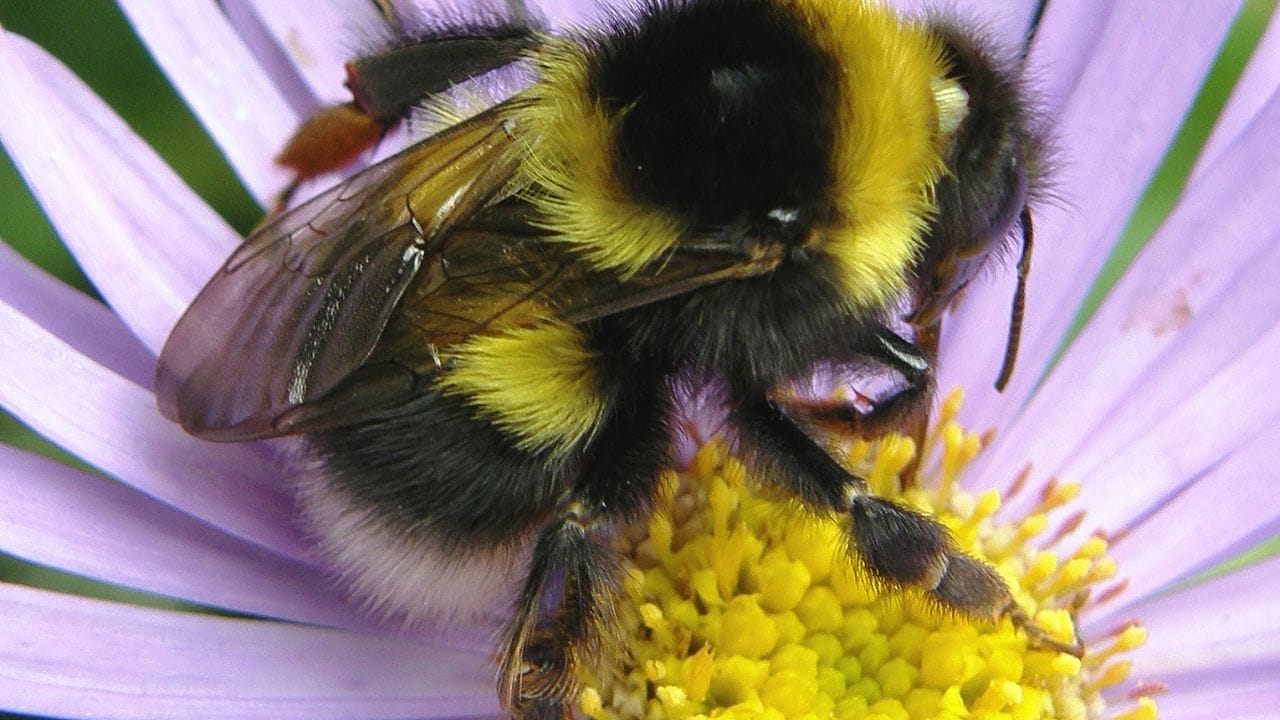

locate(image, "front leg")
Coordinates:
773 326 934 442
732 375 1081 656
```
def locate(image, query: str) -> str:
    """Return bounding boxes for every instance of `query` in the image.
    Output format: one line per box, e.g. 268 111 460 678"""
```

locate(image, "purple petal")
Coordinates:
1027 3 1114 115
0 292 311 561
0 444 369 629
971 87 1280 497
1194 11 1280 176
0 31 238 353
1149 672 1280 720
534 0 613 30
939 3 1241 428
0 241 153 388
1086 424 1280 619
1107 556 1280 685
1058 264 1280 494
220 0 383 109
1049 318 1280 545
0 582 496 720
114 0 298 205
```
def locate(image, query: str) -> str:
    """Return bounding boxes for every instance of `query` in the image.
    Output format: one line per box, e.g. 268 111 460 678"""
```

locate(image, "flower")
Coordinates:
1 1 1278 718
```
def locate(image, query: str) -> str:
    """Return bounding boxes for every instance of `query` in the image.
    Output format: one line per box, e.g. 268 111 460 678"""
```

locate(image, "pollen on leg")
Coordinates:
577 388 1157 720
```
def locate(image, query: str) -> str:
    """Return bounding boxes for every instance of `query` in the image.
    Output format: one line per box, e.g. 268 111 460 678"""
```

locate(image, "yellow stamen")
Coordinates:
580 388 1156 720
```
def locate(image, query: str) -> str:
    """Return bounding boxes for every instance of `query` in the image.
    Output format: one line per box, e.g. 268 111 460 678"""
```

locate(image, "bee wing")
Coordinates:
155 105 521 440
266 213 784 436
381 207 788 348
158 102 785 442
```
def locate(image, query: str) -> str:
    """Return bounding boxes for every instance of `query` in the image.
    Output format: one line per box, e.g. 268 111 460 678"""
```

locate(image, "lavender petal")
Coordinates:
0 31 239 352
1117 556 1280 682
1052 318 1280 548
114 0 299 205
0 240 153 388
939 3 1241 427
1085 424 1280 623
0 445 371 629
220 0 383 108
0 293 311 561
972 87 1280 499
0 582 496 720
1146 672 1280 720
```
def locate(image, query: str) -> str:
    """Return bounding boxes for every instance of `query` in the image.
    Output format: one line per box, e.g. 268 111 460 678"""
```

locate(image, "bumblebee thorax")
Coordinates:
514 0 958 311
591 0 838 230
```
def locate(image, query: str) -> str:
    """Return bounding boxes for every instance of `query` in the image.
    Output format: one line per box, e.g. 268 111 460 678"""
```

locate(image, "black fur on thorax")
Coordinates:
585 0 840 233
591 253 886 390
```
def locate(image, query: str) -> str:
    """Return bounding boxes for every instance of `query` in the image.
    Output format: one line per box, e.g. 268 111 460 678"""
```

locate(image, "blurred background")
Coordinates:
0 1 1276 711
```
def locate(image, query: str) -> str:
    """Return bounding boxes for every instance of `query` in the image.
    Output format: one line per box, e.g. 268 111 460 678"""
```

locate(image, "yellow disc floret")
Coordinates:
579 389 1155 720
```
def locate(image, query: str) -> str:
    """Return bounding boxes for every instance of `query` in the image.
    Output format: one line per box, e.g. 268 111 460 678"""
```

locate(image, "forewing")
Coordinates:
155 106 520 440
383 212 788 352
258 206 786 435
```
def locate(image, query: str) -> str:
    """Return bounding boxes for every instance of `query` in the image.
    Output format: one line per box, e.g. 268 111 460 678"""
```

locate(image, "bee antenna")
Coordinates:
994 207 1034 391
1021 0 1050 60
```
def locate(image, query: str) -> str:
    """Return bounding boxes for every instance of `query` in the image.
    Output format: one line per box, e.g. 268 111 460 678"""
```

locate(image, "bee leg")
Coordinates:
499 380 672 717
899 319 941 485
732 393 1082 657
272 11 539 208
774 326 934 442
773 326 934 487
499 499 624 718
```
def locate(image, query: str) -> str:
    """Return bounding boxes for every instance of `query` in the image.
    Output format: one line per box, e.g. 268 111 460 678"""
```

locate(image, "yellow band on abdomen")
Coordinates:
435 320 606 456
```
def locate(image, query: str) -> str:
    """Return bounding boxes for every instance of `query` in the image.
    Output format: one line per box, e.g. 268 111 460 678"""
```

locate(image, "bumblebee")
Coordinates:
156 0 1055 715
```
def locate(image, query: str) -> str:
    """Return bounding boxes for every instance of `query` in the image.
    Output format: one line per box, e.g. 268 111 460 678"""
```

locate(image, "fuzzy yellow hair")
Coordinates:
509 39 689 277
801 0 952 309
436 319 606 456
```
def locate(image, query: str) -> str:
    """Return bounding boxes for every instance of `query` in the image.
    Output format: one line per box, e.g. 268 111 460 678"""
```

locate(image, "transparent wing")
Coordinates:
268 207 784 438
383 202 786 349
155 105 521 439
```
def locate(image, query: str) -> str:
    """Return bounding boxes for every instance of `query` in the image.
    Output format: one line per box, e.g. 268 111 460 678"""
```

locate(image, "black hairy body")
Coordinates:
156 1 1063 717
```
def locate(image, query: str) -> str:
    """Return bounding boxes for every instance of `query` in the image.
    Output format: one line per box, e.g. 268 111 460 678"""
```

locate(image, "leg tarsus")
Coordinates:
848 495 950 587
1006 605 1086 658
851 499 1084 658
773 377 930 443
735 377 1081 665
931 553 1084 656
773 326 934 444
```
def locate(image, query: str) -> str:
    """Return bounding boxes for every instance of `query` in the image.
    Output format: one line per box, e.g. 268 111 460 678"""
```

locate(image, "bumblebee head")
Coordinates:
910 23 1042 329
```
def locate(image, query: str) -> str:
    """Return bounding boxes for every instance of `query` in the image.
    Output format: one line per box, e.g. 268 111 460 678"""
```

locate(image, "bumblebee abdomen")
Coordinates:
434 319 610 456
295 389 565 619
306 389 565 544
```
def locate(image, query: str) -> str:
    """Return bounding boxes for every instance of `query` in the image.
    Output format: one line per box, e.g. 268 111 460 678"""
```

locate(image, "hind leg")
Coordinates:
500 377 674 718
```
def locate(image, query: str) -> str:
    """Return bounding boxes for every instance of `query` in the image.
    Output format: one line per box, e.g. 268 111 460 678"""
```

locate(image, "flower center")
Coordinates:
577 389 1157 720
